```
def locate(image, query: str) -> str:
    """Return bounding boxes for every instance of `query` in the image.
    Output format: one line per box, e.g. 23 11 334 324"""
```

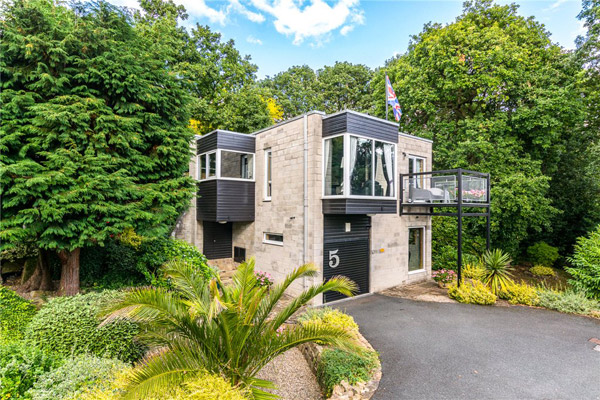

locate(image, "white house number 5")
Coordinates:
329 249 340 269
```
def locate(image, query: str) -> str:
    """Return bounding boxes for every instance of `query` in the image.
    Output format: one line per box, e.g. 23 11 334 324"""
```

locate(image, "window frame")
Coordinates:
408 226 425 273
322 133 397 200
197 149 255 182
264 149 272 201
408 155 426 189
263 232 283 246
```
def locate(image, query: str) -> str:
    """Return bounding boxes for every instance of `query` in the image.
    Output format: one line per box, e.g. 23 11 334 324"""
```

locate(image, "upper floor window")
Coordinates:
265 149 272 199
198 149 254 181
324 134 396 198
408 156 425 188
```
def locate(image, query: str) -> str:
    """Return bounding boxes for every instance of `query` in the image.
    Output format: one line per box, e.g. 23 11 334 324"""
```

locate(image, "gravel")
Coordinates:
256 347 323 400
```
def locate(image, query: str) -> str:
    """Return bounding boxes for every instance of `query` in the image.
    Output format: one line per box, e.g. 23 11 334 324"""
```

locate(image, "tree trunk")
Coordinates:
23 249 54 292
58 248 80 296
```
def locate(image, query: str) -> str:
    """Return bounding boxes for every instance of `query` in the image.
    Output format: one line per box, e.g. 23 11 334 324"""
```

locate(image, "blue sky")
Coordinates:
109 0 586 78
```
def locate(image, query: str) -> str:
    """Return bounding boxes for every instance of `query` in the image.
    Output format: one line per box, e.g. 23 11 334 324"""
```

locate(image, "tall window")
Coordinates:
265 149 272 199
350 137 373 196
374 141 395 197
324 136 344 195
198 151 216 180
408 227 424 271
408 156 425 188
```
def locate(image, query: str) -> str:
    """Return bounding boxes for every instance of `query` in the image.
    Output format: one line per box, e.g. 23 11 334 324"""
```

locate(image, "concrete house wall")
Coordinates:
174 111 433 304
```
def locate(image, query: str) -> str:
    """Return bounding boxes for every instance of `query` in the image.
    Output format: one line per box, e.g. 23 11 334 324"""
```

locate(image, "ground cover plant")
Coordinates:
536 288 600 315
317 348 379 397
463 263 486 281
25 290 143 363
529 265 555 277
448 280 497 305
0 286 37 342
298 307 359 334
498 282 539 306
29 355 127 400
102 259 358 399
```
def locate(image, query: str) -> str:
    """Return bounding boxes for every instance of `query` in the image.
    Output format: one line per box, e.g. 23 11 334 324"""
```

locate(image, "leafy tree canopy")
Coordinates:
0 0 194 293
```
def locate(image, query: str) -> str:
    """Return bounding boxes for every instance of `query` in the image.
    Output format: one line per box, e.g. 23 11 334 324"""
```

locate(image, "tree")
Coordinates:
104 259 358 399
318 62 374 114
0 0 194 294
375 0 587 255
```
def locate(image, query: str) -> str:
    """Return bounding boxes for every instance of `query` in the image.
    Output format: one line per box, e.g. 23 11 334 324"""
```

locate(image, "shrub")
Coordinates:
317 348 379 397
462 263 486 281
0 287 37 342
527 241 560 267
537 288 600 315
529 265 555 277
448 280 496 305
432 269 456 284
498 282 539 306
0 341 63 399
298 307 359 333
137 237 215 287
254 270 274 288
29 355 127 400
566 226 600 300
25 290 144 363
481 249 514 294
76 369 248 400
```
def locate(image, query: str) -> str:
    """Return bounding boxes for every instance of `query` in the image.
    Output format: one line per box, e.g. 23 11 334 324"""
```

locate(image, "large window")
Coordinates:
198 150 254 181
408 156 425 188
408 227 424 272
324 134 396 198
324 136 344 195
265 149 272 199
220 150 254 179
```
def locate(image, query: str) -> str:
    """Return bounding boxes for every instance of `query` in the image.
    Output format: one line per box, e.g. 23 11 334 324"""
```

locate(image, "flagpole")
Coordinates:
385 73 388 120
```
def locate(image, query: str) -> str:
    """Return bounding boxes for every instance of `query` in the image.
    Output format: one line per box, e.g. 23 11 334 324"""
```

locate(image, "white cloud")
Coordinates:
248 0 365 45
547 0 568 11
229 0 266 23
179 0 227 25
247 35 263 45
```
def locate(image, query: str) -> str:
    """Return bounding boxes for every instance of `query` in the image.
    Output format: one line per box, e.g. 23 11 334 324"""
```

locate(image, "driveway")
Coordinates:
334 294 600 400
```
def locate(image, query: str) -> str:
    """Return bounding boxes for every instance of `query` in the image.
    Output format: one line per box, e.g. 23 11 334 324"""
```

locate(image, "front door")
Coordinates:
203 221 233 260
323 215 371 303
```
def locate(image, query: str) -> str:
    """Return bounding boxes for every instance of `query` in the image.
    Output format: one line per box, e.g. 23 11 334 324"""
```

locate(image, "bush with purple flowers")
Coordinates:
432 269 456 284
255 270 274 288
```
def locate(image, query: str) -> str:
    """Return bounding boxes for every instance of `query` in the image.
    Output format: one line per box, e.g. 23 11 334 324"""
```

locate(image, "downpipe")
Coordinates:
303 114 309 291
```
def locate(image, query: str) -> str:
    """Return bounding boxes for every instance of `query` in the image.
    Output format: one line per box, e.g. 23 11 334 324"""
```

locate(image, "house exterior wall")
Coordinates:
175 112 433 303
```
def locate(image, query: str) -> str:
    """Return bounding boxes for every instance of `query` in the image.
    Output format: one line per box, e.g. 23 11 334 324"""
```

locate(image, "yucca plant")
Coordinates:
102 258 358 399
481 249 514 295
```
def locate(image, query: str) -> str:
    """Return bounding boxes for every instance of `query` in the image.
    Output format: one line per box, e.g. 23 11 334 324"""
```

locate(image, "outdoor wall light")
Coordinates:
218 220 227 224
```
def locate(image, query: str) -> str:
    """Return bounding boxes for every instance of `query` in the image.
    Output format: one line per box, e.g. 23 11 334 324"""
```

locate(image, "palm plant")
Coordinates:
102 258 358 399
481 249 514 295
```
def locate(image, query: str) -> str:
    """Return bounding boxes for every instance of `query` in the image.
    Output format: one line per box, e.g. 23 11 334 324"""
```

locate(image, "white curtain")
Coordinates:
384 143 394 195
324 139 331 195
349 136 358 181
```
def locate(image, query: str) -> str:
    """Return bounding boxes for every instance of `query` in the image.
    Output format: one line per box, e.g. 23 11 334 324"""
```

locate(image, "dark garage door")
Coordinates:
203 221 232 259
323 215 370 303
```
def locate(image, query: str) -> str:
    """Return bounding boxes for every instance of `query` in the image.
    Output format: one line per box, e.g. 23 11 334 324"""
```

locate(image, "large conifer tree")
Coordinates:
1 0 194 294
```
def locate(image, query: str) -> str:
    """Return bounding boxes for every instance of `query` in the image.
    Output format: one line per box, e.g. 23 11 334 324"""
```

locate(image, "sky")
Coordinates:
108 0 587 78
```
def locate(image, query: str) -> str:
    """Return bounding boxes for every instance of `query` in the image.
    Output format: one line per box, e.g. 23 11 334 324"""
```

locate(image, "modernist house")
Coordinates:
175 110 489 303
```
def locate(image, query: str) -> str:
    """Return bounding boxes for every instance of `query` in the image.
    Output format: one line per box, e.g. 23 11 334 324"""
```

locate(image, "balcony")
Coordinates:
400 169 490 216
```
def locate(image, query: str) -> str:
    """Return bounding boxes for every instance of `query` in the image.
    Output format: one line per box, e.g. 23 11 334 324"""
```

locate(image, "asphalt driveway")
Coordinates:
334 294 600 400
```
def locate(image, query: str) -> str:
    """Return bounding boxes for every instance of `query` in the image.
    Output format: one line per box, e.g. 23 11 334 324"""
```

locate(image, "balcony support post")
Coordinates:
457 168 463 287
486 173 491 251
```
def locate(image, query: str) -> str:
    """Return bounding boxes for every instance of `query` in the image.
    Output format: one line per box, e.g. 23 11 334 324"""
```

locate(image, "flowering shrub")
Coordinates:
432 269 456 284
254 270 274 287
529 265 555 277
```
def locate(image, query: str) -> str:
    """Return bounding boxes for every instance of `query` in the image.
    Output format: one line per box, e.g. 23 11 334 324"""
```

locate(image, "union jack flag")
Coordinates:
386 74 402 121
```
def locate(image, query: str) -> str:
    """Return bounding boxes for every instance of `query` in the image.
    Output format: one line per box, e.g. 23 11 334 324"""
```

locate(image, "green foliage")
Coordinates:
498 282 539 306
527 242 560 267
431 217 481 271
29 355 127 400
529 265 556 277
102 258 359 399
0 0 195 291
298 307 359 334
136 237 215 287
0 287 37 342
462 263 486 281
317 348 379 397
0 243 37 264
80 241 146 290
0 341 63 400
25 291 143 363
481 249 514 294
448 280 496 305
566 226 600 299
537 288 600 315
